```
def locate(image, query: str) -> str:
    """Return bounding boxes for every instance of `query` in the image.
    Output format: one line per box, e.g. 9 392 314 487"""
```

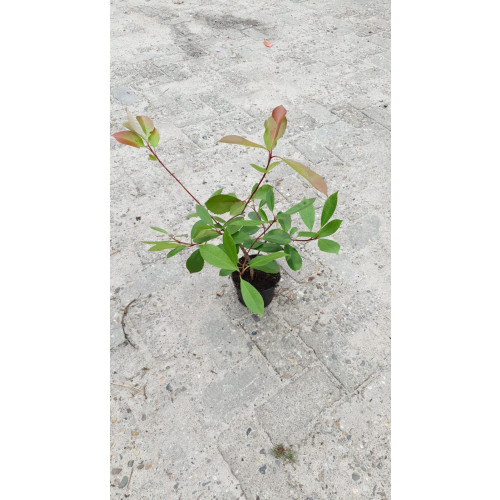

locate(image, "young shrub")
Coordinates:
112 106 342 315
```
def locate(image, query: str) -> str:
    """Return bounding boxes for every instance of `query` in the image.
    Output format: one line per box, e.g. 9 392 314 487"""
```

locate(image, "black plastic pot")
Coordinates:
231 255 281 308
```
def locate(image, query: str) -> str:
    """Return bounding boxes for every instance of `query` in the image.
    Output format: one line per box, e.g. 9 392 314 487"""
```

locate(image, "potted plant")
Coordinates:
112 105 342 316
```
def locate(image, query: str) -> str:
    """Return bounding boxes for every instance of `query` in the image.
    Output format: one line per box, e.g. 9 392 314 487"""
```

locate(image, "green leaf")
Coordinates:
318 219 342 238
213 216 226 224
223 231 239 266
248 212 260 221
149 128 160 147
199 244 238 271
167 246 186 258
150 226 169 235
285 198 316 215
253 260 280 273
262 229 291 244
206 194 242 214
254 242 283 253
191 220 212 239
321 191 338 226
284 244 302 271
229 201 245 216
254 184 272 200
240 279 264 316
290 227 298 236
186 249 204 273
211 188 223 197
299 203 315 231
148 154 157 161
258 208 268 222
219 269 233 276
196 205 213 225
280 158 328 196
248 252 287 269
143 242 180 251
241 219 266 227
241 226 260 235
186 212 198 219
318 239 340 254
192 229 219 244
136 116 155 136
251 161 282 174
250 163 268 173
263 117 274 150
232 230 253 244
112 131 145 148
297 231 317 237
266 188 275 212
277 212 291 231
219 135 266 149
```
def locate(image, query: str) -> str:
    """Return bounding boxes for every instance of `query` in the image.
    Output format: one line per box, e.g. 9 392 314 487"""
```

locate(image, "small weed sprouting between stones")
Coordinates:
271 444 296 463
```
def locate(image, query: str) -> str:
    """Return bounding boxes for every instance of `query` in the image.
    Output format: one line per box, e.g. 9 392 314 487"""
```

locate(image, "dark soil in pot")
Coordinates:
231 255 281 308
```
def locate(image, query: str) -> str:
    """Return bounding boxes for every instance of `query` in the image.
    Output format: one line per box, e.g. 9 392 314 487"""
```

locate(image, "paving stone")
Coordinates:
200 350 280 427
256 365 343 445
289 367 391 499
218 418 301 499
111 87 142 105
233 313 317 378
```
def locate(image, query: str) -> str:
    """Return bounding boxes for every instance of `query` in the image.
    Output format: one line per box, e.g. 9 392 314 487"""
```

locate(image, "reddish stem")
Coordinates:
147 145 203 206
148 144 222 231
240 217 277 276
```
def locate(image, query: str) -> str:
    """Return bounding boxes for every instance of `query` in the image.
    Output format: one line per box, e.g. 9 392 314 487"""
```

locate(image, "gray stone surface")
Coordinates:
256 365 343 445
111 0 390 497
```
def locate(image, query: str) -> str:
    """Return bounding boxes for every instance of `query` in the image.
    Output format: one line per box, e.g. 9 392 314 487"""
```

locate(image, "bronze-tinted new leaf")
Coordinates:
136 116 155 136
218 135 266 149
280 158 328 196
112 131 145 148
269 105 287 147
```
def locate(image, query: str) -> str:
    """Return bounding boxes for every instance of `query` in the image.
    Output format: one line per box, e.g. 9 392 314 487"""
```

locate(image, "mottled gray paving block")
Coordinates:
297 325 378 392
289 368 391 499
362 103 391 129
179 299 253 371
111 395 243 499
182 110 253 149
200 350 280 427
294 135 337 165
218 417 301 499
148 94 218 128
298 101 339 125
256 365 343 445
233 313 317 378
111 86 142 105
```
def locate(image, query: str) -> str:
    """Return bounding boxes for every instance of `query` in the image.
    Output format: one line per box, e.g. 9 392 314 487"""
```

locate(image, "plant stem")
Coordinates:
240 217 277 275
226 151 276 226
147 145 203 206
148 144 223 231
242 150 273 212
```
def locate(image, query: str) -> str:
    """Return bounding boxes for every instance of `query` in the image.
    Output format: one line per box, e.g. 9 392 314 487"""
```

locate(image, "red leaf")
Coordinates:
264 40 273 47
112 131 145 148
269 105 287 147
